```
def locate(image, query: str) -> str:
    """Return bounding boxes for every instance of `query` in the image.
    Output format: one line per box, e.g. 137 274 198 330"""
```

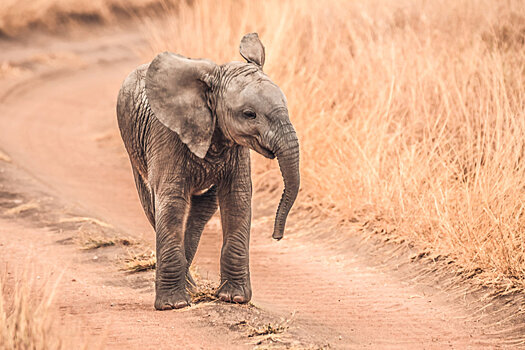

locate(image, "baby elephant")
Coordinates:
117 33 300 310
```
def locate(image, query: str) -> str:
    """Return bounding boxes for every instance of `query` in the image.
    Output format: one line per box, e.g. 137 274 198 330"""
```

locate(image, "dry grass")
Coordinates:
0 149 11 163
0 269 82 349
0 62 27 79
0 0 173 36
144 0 525 291
247 322 287 338
123 250 156 272
77 233 134 250
65 217 135 249
59 216 113 228
4 201 39 216
236 314 295 348
189 280 220 303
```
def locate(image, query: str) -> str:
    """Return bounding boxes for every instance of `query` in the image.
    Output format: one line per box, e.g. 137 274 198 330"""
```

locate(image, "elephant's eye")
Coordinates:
242 110 256 119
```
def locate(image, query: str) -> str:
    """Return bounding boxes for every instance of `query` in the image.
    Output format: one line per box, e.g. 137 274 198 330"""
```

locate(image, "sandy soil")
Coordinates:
0 25 514 348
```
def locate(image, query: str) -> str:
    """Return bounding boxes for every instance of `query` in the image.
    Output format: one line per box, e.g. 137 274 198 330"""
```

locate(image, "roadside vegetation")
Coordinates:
0 0 172 36
76 230 134 250
144 0 525 292
0 269 79 350
122 250 156 272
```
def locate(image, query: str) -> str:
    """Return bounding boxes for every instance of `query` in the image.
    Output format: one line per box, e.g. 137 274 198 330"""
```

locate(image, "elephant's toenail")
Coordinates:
174 301 188 309
233 296 245 303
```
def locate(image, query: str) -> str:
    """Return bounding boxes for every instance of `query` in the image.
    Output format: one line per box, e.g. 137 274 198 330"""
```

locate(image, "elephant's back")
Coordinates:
117 63 150 131
117 63 151 175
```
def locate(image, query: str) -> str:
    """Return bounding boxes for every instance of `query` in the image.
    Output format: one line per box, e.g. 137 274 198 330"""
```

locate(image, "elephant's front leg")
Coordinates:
184 185 218 289
154 188 190 310
217 158 252 303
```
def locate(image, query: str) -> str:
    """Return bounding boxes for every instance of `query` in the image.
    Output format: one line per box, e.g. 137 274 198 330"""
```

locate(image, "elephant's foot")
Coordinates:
154 289 190 310
216 280 252 304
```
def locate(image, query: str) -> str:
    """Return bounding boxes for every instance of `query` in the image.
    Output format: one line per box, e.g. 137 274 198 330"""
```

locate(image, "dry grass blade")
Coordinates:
189 286 218 303
81 236 116 249
59 216 113 228
123 250 156 272
233 312 294 342
0 149 11 163
80 236 134 250
189 280 225 304
4 201 39 216
248 323 287 338
0 268 85 349
77 230 135 250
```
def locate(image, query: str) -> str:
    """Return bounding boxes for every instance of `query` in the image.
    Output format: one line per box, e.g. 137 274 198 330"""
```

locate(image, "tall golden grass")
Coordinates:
0 0 168 36
145 0 525 290
0 269 76 350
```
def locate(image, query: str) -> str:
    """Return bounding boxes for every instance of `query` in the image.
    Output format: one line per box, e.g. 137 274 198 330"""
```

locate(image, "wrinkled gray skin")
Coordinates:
117 33 300 310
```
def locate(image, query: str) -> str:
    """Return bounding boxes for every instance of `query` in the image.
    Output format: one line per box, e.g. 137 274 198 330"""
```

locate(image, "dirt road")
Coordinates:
0 25 510 348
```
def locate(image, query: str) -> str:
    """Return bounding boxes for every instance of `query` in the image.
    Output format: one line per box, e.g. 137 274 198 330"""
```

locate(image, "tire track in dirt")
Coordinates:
0 27 506 348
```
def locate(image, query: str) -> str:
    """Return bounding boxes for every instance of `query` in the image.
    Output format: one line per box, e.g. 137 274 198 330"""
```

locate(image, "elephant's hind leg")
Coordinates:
184 186 218 288
132 167 155 228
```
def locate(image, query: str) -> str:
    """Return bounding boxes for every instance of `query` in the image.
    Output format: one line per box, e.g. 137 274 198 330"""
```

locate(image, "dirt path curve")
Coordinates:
0 26 502 348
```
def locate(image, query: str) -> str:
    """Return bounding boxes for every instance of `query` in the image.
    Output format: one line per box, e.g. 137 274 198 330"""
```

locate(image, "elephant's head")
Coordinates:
145 33 300 240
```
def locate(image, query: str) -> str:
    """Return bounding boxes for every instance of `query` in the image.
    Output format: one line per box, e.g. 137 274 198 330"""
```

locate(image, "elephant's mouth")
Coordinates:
253 141 275 159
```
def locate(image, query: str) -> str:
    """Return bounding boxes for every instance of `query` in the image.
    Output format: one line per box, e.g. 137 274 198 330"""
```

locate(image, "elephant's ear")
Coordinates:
145 52 217 158
240 33 265 68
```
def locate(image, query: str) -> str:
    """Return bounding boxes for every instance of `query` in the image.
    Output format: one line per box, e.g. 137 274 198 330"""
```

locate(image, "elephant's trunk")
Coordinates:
271 123 300 240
